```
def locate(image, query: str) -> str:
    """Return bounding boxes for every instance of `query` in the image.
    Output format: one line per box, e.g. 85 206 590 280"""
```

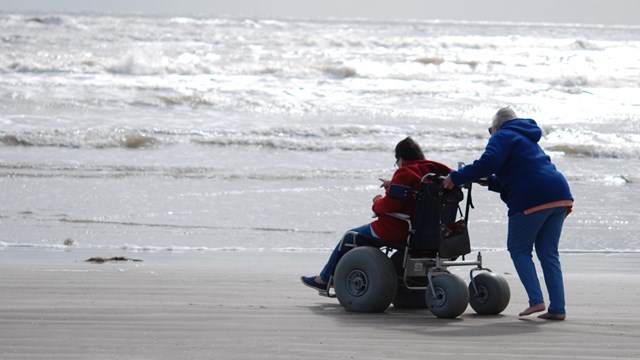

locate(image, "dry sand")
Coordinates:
0 250 638 359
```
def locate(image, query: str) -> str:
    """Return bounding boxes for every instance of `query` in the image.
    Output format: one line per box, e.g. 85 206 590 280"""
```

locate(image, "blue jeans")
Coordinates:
319 224 374 283
507 207 567 314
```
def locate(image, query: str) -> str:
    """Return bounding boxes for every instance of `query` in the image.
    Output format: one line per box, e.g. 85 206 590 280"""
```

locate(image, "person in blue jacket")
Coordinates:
444 107 573 320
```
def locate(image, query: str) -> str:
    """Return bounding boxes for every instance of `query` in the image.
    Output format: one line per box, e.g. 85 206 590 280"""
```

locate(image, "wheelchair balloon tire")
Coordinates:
425 273 469 318
334 246 397 313
468 272 510 315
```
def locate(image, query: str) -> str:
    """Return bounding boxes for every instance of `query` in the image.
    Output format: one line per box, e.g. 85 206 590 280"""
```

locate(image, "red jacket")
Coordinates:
371 159 451 244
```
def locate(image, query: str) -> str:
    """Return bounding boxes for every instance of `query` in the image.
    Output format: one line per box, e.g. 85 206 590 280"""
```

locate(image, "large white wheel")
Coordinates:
425 273 469 318
334 246 397 313
468 272 510 315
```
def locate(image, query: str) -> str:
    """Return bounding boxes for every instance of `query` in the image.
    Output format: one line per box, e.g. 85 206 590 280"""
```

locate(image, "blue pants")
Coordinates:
507 207 567 315
319 224 374 283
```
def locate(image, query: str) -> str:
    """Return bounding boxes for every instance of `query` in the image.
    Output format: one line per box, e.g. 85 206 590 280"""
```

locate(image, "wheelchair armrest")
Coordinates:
388 184 414 200
387 212 410 221
387 212 413 232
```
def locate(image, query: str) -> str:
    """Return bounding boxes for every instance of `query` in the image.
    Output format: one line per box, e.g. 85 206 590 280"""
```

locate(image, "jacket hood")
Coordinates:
500 118 542 143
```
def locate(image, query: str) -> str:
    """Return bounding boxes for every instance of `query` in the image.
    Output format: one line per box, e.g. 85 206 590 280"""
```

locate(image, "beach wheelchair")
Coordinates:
319 173 510 319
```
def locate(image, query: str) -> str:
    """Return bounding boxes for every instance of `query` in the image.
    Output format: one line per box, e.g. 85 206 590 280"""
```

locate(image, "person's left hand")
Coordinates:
443 174 455 189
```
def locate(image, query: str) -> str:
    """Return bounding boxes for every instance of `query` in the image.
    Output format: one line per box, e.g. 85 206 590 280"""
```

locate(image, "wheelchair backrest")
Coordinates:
405 177 471 258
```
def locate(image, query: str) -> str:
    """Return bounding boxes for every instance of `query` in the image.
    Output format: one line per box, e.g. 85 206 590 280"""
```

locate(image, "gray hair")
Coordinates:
491 107 518 129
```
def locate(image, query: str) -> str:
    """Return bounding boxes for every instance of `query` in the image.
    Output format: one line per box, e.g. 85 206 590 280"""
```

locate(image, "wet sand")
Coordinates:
0 250 638 359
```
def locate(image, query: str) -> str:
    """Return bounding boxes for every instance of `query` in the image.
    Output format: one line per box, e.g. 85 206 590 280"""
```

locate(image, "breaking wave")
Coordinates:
0 132 158 149
415 56 445 65
2 125 637 159
545 143 639 159
566 39 602 50
319 65 357 78
542 126 640 160
26 16 64 26
0 125 441 151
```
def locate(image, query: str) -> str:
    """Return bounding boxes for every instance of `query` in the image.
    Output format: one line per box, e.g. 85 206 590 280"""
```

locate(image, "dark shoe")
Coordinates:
300 276 327 291
537 312 566 320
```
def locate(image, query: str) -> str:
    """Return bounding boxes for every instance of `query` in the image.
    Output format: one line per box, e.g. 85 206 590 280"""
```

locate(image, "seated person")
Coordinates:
301 137 451 291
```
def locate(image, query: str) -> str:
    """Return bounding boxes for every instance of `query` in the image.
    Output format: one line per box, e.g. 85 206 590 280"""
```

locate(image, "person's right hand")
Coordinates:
378 178 390 189
443 174 455 189
372 194 383 203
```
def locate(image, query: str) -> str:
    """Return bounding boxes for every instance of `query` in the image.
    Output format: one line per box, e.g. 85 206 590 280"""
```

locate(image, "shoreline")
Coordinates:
0 249 639 359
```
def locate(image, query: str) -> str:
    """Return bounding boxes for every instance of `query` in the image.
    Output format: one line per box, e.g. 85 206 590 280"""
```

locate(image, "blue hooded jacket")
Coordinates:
449 118 573 216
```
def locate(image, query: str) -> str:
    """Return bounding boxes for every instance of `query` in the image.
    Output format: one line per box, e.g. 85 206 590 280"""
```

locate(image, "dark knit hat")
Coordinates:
395 137 425 161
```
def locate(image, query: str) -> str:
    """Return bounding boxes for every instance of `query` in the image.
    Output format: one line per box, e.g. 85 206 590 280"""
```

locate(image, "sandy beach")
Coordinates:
0 249 638 359
2 10 640 360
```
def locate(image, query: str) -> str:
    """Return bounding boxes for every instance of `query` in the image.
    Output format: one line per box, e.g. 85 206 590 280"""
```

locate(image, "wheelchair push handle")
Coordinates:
475 177 489 186
421 173 447 183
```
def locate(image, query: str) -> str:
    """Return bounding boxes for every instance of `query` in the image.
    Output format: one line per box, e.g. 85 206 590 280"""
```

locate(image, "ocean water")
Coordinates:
1 13 639 254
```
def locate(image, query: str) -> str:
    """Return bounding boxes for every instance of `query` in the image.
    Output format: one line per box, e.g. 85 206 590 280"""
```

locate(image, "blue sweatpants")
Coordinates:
319 224 374 283
507 207 567 315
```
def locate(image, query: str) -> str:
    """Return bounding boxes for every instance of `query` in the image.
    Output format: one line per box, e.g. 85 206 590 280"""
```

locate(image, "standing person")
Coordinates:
301 137 451 292
443 107 573 320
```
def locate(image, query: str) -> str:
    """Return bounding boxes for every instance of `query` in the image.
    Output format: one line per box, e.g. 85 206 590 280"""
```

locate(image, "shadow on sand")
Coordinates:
306 302 549 337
